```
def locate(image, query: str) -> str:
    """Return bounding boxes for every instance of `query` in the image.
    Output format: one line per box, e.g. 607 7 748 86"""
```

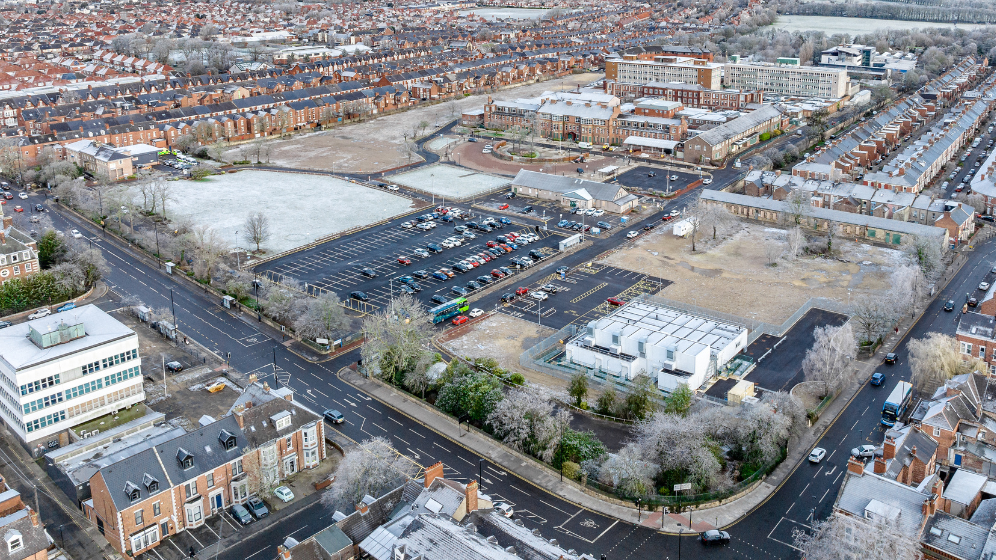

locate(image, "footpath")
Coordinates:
338 238 979 534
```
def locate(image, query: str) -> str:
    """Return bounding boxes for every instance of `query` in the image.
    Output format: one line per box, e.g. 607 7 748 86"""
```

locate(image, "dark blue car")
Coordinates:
432 271 449 280
870 372 885 386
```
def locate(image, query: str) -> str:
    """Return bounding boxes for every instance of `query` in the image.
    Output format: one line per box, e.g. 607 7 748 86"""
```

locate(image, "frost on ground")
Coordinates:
221 72 603 173
133 171 414 254
602 223 903 324
441 312 567 390
387 164 510 198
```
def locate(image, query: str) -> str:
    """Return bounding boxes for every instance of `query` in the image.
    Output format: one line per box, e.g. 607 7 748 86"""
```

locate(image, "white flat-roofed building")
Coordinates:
565 301 748 392
0 305 142 449
724 62 850 98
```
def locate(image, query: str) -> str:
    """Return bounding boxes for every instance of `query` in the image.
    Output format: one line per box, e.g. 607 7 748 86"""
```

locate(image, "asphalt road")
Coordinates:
24 163 996 560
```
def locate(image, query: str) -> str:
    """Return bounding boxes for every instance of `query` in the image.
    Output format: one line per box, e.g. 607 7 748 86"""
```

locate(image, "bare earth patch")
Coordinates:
441 312 566 390
601 223 904 324
223 72 603 174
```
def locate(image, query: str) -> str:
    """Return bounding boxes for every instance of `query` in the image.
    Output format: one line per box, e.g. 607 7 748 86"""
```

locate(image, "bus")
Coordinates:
882 381 913 427
429 298 469 324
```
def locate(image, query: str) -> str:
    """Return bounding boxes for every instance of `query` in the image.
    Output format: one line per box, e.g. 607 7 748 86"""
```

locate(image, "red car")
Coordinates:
397 257 412 265
499 203 509 210
13 205 23 213
506 233 518 240
452 315 468 325
491 269 506 278
662 215 674 222
478 253 491 262
486 241 497 248
2 193 11 200
515 287 529 296
606 297 625 306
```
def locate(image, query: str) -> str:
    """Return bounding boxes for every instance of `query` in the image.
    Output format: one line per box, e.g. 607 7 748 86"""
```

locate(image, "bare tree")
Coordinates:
851 294 896 345
243 211 270 252
764 238 782 265
152 178 174 220
908 332 984 396
293 292 349 342
802 323 856 398
793 514 921 560
786 226 804 259
891 264 925 320
361 294 433 384
783 189 811 226
901 233 943 281
319 437 417 511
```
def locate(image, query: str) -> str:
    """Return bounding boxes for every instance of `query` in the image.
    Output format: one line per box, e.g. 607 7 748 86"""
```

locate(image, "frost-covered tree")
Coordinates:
360 295 433 385
632 412 721 488
794 515 920 560
294 292 349 342
908 332 984 396
488 389 571 463
802 323 856 398
320 437 417 511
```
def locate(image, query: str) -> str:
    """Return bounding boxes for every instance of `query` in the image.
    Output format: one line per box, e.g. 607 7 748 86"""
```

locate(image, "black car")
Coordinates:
323 409 345 424
453 263 471 273
476 275 492 285
944 300 955 311
489 248 503 257
165 361 183 373
597 221 612 229
466 221 479 230
407 282 422 292
398 284 416 295
431 294 449 305
361 268 378 278
412 269 429 279
528 250 544 260
350 291 370 301
556 266 569 274
34 204 43 212
496 235 508 243
648 171 656 177
427 243 443 253
479 224 492 233
500 293 516 303
884 353 897 364
499 266 512 276
522 206 533 213
700 530 730 545
505 192 516 199
466 281 483 290
452 286 469 296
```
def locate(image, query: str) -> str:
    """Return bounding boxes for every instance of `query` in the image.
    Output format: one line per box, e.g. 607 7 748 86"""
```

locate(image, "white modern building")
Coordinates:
0 305 143 450
565 301 748 392
723 62 851 98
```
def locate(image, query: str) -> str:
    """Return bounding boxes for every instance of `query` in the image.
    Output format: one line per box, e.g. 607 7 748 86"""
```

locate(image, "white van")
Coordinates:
578 142 592 149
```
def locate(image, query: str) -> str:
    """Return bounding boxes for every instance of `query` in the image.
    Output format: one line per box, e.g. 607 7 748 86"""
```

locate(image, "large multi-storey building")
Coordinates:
604 55 722 90
723 62 850 98
0 305 143 450
604 81 763 108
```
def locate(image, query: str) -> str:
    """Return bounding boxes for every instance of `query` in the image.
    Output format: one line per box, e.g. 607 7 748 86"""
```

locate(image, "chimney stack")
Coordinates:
847 456 865 476
29 509 39 527
424 461 444 488
884 433 897 460
465 480 479 513
874 456 887 475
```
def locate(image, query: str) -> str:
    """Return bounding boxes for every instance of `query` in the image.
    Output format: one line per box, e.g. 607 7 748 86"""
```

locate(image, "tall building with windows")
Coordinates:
0 304 143 450
723 62 850 98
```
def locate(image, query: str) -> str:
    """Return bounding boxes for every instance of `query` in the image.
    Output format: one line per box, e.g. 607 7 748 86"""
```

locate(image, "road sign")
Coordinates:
674 483 692 491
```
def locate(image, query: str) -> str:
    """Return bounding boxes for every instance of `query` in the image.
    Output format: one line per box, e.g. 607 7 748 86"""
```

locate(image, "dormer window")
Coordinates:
219 429 237 451
125 481 141 503
271 410 292 431
142 473 159 493
5 530 22 553
176 448 194 470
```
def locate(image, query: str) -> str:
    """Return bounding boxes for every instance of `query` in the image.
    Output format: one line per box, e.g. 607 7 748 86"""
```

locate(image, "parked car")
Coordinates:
361 268 378 278
556 266 569 274
700 530 730 545
495 503 514 518
466 281 483 291
231 504 253 525
515 287 529 296
452 315 469 325
56 302 76 312
413 248 431 258
412 270 429 279
530 291 548 301
626 231 639 239
350 291 369 302
431 295 449 305
851 445 876 459
606 297 625 306
324 409 345 424
0 321 12 329
476 275 492 285
273 486 295 503
17 192 27 200
432 271 450 281
871 372 886 386
469 308 484 318
452 286 469 296
808 448 826 464
165 361 183 373
499 204 509 210
540 284 558 294
500 293 516 303
427 243 443 253
247 496 269 519
596 221 611 229
398 256 412 266
521 206 533 213
970 297 979 307
28 308 51 320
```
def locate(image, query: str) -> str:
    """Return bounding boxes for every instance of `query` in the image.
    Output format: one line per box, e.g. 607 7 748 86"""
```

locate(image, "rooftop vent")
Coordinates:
28 321 86 349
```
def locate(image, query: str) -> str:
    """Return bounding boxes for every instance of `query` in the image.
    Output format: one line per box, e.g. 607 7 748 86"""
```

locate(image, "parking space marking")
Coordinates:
570 283 608 303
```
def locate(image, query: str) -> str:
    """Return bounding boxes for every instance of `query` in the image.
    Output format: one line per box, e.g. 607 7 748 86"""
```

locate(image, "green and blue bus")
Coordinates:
882 381 913 427
430 298 469 323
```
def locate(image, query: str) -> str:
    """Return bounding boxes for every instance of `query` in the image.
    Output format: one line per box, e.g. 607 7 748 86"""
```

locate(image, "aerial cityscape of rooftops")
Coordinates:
4 0 996 558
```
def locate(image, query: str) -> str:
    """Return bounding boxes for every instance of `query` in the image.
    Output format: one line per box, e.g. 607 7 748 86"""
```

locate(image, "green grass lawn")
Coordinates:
72 403 149 435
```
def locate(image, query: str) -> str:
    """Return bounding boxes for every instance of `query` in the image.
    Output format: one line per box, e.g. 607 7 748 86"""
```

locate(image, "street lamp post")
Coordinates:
235 230 240 269
636 498 641 522
154 222 161 268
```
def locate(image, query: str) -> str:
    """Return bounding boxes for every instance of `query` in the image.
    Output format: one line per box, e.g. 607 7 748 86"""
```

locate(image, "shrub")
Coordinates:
562 461 581 481
759 132 771 142
508 373 525 386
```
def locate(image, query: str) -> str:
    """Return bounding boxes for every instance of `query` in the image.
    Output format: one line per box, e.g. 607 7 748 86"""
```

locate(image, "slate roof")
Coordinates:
238 397 320 448
396 514 521 560
97 447 170 511
0 509 49 560
944 469 987 506
922 512 988 560
510 170 629 203
469 511 582 560
692 105 783 146
152 414 247 488
835 471 927 536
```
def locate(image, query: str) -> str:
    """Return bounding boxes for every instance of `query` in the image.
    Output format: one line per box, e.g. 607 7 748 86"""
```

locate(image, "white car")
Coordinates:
584 208 596 216
273 486 294 503
808 448 826 464
669 175 678 181
441 240 455 249
626 231 639 239
468 308 484 318
592 210 604 217
483 149 492 154
530 291 548 301
702 178 713 185
669 210 680 217
387 184 400 191
417 223 432 230
401 221 414 229
495 502 514 518
71 229 82 239
981 282 991 291
18 192 27 199
28 308 52 320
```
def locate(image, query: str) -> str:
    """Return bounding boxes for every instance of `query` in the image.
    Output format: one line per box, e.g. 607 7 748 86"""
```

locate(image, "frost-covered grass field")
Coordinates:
387 164 510 200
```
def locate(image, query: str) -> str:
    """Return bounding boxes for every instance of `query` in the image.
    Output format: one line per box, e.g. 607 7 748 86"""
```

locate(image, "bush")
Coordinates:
562 461 581 481
759 132 771 142
508 373 525 385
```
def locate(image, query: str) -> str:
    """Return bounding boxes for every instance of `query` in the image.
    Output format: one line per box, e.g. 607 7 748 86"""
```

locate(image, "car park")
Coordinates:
231 504 254 525
871 372 885 386
324 409 345 424
273 486 295 503
350 291 370 302
851 445 876 459
700 530 730 545
247 497 269 519
166 361 183 373
808 448 826 463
